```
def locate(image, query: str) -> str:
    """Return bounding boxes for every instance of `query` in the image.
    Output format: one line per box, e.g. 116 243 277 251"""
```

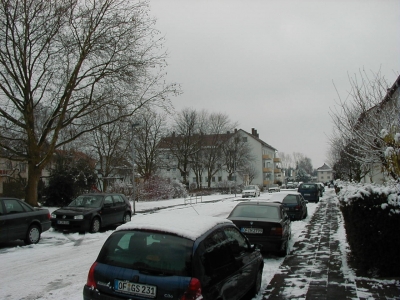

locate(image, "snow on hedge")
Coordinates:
336 180 400 213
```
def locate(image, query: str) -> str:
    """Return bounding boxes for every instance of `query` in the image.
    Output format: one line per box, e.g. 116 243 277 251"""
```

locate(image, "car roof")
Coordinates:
116 213 233 241
235 201 282 208
268 191 301 202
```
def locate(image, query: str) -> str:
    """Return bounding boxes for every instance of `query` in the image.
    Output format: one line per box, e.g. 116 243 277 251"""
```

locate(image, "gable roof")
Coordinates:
238 129 277 151
317 163 332 171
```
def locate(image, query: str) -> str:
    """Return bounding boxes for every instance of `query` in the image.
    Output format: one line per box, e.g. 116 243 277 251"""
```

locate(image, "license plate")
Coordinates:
304 194 310 196
115 280 157 298
284 207 289 210
57 220 69 225
241 227 263 234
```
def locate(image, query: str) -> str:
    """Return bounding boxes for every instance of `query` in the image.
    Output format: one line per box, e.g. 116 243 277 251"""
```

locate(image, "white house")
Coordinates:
316 163 334 183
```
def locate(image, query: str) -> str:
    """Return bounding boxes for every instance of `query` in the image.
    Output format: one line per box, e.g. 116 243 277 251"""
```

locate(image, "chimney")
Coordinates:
251 128 255 135
234 128 237 133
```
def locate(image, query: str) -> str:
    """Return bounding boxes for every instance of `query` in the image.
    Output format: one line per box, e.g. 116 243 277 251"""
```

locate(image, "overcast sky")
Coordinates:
149 0 400 169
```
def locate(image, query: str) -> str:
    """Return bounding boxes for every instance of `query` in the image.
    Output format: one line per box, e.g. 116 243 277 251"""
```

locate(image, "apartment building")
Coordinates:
158 128 282 189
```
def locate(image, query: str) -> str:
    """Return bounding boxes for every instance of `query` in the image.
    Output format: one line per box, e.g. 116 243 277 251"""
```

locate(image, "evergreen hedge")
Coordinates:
337 182 400 276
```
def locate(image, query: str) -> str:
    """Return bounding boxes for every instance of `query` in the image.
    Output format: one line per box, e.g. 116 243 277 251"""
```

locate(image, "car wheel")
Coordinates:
303 209 308 219
90 218 101 233
25 224 41 245
123 212 131 223
250 268 263 296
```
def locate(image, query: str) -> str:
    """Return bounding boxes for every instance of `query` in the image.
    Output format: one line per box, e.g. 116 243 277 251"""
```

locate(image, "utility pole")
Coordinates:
131 123 140 214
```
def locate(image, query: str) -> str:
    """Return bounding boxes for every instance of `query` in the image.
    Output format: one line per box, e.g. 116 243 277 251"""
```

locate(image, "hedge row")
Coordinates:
337 182 400 277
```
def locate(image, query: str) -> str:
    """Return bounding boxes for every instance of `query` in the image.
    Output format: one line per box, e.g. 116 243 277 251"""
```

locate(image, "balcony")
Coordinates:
262 154 272 160
263 180 271 185
273 157 281 162
263 168 272 173
274 168 281 173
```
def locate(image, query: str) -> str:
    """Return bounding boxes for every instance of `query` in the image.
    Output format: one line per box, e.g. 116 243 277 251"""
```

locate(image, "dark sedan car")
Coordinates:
0 197 51 244
51 193 132 233
227 201 291 256
83 214 264 300
297 183 320 202
268 192 308 220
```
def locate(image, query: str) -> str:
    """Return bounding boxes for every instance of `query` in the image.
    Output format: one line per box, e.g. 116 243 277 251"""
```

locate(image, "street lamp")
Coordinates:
131 122 140 215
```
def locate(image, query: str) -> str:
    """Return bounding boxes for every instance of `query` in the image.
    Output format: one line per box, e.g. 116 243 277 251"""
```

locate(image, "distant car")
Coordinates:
0 197 51 244
83 213 264 300
286 182 295 189
227 201 291 256
268 192 308 220
297 183 320 202
51 193 132 233
242 185 261 197
268 184 280 193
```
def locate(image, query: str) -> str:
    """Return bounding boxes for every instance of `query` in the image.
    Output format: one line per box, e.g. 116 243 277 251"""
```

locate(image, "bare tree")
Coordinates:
0 0 178 205
164 108 203 187
134 110 168 180
329 70 399 180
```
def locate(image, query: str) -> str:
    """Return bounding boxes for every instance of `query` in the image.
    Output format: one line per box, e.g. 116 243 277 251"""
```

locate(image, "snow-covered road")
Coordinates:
0 192 321 300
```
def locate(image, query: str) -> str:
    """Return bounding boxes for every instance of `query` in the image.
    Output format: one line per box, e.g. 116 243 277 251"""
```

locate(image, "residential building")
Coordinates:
158 128 282 189
316 163 334 183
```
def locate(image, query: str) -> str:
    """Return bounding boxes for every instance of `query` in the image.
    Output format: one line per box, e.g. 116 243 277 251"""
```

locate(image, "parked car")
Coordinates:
242 185 261 197
297 183 320 202
83 213 264 300
286 182 295 189
268 184 280 193
268 191 308 220
0 197 51 244
227 201 291 256
51 193 132 233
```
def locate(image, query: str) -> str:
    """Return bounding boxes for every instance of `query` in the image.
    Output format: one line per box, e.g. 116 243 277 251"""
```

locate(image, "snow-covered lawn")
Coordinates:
0 191 321 300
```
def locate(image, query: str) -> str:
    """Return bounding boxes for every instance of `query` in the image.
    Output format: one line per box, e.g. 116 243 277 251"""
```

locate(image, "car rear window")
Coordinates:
299 184 317 190
282 195 298 204
97 230 193 276
229 205 280 219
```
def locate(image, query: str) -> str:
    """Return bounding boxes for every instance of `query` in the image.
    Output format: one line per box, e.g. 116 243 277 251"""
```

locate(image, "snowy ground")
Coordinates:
0 190 322 300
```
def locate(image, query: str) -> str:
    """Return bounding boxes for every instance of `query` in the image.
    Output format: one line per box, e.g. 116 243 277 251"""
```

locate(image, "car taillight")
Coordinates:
271 227 283 236
295 205 301 211
181 278 203 300
47 212 51 220
86 262 98 288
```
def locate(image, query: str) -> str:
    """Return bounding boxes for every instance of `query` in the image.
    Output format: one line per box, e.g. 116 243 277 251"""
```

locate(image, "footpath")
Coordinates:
262 194 400 300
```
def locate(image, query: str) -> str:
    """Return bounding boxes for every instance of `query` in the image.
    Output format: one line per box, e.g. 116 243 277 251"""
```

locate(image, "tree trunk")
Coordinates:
25 163 43 207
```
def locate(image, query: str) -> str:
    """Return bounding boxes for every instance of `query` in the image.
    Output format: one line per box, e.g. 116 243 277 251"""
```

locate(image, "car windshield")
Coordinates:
68 195 103 208
97 230 193 276
244 186 256 190
230 205 280 219
282 195 298 204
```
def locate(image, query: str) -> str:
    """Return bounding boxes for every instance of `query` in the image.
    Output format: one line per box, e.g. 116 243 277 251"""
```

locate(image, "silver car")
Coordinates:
242 185 260 198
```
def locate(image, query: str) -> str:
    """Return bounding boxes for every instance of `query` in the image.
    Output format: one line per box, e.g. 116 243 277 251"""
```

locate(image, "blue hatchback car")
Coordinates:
83 213 264 300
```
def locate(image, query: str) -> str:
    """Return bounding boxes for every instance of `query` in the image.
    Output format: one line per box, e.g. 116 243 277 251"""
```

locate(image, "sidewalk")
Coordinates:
262 194 400 299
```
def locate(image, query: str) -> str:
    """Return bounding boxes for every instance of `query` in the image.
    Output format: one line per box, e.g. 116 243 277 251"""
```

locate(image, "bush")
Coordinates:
337 182 400 276
137 176 187 201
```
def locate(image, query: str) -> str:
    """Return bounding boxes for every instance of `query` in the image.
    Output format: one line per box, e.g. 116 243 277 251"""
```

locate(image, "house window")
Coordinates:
212 177 215 182
218 177 222 182
327 176 330 179
321 176 324 180
242 137 247 142
193 177 196 182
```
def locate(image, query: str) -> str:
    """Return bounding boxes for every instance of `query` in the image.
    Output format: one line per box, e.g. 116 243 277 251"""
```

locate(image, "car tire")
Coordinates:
90 218 101 233
25 224 41 245
303 209 308 219
250 268 263 296
123 212 131 224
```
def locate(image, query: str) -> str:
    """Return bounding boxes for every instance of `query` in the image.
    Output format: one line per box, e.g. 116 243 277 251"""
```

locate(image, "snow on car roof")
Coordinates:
116 213 233 241
268 191 301 202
